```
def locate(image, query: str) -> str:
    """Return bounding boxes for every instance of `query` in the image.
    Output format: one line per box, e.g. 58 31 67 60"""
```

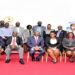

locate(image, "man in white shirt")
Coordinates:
13 22 25 40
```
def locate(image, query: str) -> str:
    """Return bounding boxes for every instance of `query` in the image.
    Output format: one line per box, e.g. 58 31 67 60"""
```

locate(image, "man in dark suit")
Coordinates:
27 31 45 61
56 25 67 52
5 32 25 64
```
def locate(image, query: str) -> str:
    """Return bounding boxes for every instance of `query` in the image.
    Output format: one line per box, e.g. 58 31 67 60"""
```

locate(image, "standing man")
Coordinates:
13 22 25 41
56 25 67 41
33 21 46 37
56 25 67 52
1 22 13 51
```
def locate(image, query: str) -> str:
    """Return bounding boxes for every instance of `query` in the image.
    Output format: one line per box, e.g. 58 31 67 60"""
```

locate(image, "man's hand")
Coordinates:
69 47 75 50
10 45 17 49
34 46 40 51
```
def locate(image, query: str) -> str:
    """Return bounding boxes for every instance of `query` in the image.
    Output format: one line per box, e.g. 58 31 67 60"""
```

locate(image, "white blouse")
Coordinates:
50 39 57 44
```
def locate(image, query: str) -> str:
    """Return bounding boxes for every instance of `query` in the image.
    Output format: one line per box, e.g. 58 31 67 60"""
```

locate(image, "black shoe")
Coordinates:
69 57 74 63
32 58 35 61
19 59 25 64
5 59 11 63
36 57 40 61
0 51 5 55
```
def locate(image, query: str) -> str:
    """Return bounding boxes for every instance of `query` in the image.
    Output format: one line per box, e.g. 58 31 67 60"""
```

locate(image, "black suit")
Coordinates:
56 30 67 41
6 36 23 46
56 30 67 52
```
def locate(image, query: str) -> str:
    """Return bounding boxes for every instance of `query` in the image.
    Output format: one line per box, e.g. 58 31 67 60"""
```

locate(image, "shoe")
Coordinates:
19 59 25 64
0 50 5 55
36 57 40 61
69 57 74 63
51 60 57 64
32 58 35 61
5 59 11 63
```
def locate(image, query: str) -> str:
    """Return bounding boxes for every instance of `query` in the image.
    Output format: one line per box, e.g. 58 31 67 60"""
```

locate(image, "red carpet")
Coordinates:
0 54 75 75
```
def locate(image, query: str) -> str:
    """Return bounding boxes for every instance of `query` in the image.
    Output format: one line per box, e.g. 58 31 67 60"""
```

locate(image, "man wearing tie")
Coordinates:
5 32 25 64
56 25 67 52
56 25 67 41
27 31 45 61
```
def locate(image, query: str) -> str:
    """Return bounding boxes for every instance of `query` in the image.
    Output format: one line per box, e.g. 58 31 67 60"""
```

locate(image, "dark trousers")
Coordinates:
29 48 45 59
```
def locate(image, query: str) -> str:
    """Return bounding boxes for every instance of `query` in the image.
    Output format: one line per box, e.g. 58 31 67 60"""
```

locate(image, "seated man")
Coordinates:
5 32 25 64
27 31 45 61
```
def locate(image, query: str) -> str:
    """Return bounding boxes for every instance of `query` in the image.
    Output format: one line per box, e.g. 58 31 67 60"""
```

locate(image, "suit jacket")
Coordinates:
23 29 33 43
46 37 61 49
56 30 67 41
43 29 55 39
33 25 46 36
27 36 44 48
6 36 23 46
13 27 25 37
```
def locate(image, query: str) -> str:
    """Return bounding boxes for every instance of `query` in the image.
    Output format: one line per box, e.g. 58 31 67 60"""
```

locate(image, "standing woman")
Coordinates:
43 24 55 39
62 32 75 62
46 31 61 63
43 24 55 47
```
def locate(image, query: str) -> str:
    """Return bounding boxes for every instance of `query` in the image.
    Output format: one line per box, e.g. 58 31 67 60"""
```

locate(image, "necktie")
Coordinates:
29 30 31 37
35 37 38 45
12 37 16 46
57 31 61 37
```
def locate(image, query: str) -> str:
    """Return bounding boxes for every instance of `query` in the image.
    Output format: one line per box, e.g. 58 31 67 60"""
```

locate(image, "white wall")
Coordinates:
0 0 74 30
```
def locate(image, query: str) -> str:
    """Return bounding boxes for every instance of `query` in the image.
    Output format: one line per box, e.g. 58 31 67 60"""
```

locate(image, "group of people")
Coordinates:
0 20 75 65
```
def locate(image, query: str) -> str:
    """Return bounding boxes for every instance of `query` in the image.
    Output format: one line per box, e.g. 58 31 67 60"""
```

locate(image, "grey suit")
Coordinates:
5 37 24 59
23 29 33 43
33 25 46 37
13 27 25 40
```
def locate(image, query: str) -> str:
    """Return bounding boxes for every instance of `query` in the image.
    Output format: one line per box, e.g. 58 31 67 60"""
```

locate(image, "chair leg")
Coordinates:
41 56 43 62
27 52 30 63
46 52 48 63
64 53 66 63
63 51 64 59
59 52 62 63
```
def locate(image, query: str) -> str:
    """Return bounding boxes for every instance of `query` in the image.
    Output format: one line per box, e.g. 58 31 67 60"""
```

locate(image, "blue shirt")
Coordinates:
0 27 13 37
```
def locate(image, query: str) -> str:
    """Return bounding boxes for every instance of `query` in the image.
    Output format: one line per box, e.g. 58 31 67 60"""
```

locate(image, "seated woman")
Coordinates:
46 31 61 63
62 32 75 62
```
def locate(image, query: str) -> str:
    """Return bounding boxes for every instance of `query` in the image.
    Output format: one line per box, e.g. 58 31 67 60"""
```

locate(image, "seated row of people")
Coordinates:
0 20 75 64
27 31 75 63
